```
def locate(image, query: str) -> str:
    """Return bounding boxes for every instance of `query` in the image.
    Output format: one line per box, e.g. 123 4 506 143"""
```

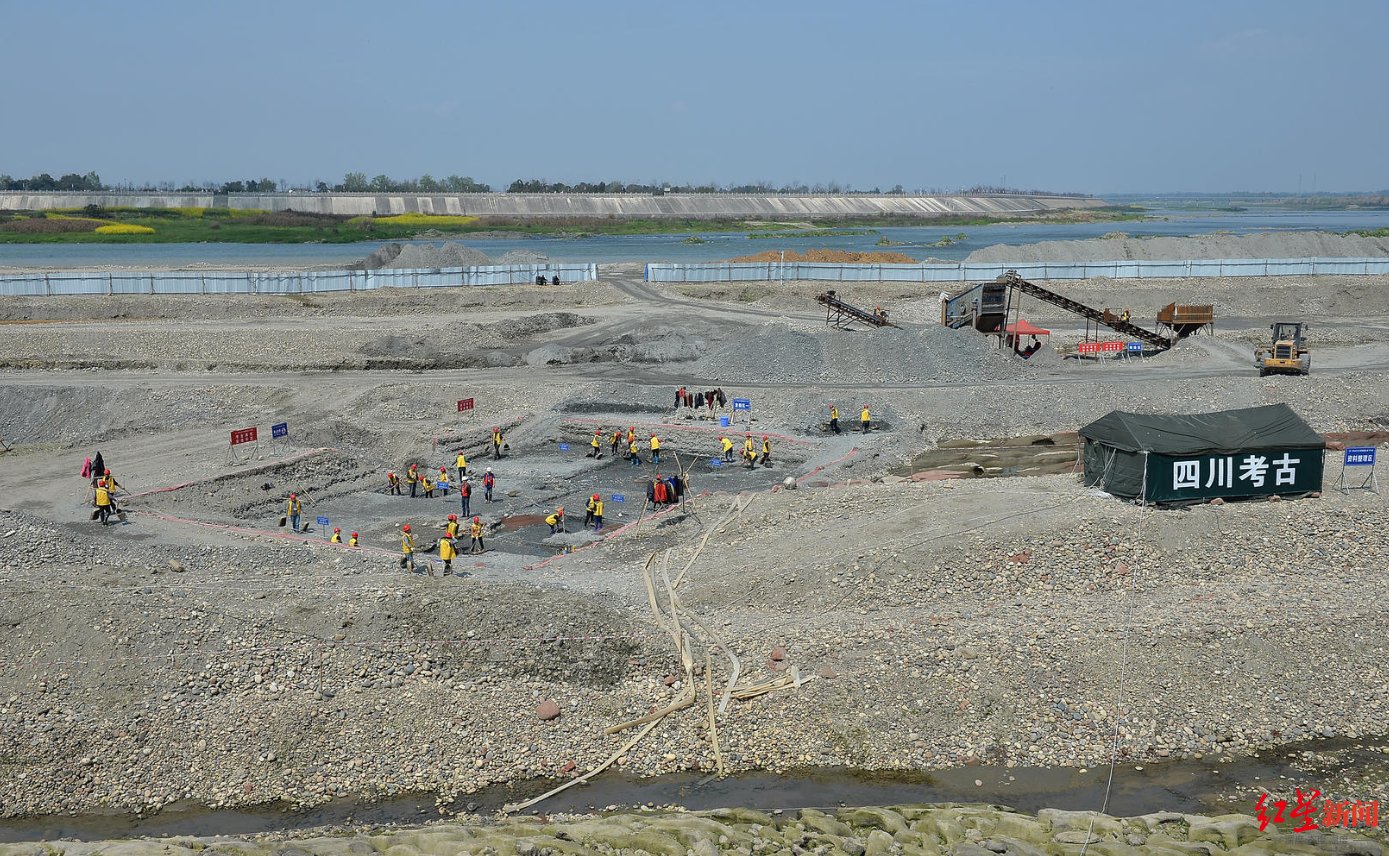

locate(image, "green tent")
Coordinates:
1079 403 1325 504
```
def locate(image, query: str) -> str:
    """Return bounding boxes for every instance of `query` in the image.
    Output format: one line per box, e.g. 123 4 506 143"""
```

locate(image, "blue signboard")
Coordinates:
559 443 569 451
271 422 288 439
1125 342 1143 353
316 515 330 526
1345 447 1377 467
732 398 751 411
611 494 625 502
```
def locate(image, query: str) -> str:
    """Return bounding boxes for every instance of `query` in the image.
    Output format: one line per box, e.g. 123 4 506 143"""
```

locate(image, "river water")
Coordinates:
2 733 1383 842
0 209 1386 269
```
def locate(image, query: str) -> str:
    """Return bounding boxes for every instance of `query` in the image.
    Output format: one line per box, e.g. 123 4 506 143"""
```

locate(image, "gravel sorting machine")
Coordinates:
942 271 1214 354
817 290 898 329
1256 321 1311 376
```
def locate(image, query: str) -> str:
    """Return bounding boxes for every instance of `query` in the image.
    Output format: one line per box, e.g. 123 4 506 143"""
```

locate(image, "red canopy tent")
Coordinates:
1004 319 1051 336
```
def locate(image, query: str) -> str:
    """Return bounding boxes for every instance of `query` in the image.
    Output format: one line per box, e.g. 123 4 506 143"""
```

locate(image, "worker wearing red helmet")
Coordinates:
445 513 460 540
492 426 504 459
469 515 485 554
286 493 302 532
584 493 599 528
331 527 343 544
760 435 772 467
387 470 402 495
591 495 604 533
590 430 602 459
349 531 359 548
399 524 417 573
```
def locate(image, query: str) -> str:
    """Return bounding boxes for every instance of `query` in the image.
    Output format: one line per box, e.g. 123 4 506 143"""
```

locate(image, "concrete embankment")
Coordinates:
0 191 1104 218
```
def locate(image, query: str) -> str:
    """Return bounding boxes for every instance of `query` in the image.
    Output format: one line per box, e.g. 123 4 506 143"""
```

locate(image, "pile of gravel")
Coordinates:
966 230 1389 264
353 242 493 270
496 249 551 264
695 319 1016 385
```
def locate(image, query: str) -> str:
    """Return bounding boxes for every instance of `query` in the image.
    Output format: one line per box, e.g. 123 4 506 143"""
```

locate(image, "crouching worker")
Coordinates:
546 506 566 534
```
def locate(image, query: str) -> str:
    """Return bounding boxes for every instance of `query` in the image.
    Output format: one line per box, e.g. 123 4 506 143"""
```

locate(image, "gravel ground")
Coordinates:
3 258 1389 826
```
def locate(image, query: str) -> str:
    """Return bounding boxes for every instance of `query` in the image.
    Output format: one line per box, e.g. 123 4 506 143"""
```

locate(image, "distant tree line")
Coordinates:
1 172 105 191
0 170 1094 197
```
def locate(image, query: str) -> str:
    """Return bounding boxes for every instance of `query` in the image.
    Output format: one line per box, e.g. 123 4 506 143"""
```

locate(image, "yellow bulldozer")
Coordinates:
1255 321 1310 377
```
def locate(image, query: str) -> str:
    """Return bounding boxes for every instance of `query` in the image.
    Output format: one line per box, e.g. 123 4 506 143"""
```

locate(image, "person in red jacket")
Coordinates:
483 467 496 502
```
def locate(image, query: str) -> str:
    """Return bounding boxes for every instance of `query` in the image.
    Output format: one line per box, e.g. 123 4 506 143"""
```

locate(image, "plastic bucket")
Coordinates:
719 415 730 428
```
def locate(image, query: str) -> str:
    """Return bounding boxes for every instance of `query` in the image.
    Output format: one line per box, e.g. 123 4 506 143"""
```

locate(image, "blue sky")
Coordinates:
2 0 1385 194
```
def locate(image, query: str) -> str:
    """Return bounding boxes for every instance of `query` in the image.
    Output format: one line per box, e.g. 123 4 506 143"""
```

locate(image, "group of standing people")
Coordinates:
718 433 772 468
398 511 487 577
386 453 499 516
82 451 123 525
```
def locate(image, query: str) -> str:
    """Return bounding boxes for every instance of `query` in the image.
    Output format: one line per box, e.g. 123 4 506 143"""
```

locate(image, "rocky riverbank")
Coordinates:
3 804 1382 856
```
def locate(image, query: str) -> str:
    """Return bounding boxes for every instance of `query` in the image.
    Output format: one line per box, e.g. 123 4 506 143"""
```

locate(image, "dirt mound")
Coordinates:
354 241 493 270
496 249 551 264
695 319 1015 385
966 230 1389 263
730 248 917 264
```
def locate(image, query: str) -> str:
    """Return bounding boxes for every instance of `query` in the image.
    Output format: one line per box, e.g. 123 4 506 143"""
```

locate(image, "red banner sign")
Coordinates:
457 397 475 413
1078 341 1124 355
230 427 258 446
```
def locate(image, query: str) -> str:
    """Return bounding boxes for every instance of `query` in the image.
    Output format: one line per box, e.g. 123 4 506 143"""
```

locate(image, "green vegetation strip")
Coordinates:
0 206 1150 244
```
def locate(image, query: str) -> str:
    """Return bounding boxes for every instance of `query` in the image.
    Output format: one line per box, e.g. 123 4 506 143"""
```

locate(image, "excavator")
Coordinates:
1256 322 1310 376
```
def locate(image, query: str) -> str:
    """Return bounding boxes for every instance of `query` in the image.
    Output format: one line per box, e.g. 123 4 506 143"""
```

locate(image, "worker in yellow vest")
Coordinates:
406 463 419 497
94 478 114 525
590 430 603 458
421 472 435 499
829 404 841 435
491 427 504 459
610 428 623 457
860 405 871 433
650 433 662 465
399 524 417 573
720 435 734 462
439 532 456 576
445 513 460 540
628 437 641 466
348 531 359 548
760 435 772 466
455 451 467 482
286 493 302 532
546 506 565 534
331 527 343 544
387 470 402 495
469 515 485 553
592 496 605 532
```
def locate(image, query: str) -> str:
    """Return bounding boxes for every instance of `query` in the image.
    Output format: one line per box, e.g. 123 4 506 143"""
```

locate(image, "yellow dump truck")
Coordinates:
1256 322 1310 376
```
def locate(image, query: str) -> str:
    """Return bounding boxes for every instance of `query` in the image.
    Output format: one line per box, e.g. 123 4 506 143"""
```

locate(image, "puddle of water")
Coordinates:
896 432 1079 479
5 735 1385 842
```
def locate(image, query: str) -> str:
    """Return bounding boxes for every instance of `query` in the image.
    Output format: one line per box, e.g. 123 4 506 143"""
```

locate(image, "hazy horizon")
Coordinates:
2 0 1385 195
